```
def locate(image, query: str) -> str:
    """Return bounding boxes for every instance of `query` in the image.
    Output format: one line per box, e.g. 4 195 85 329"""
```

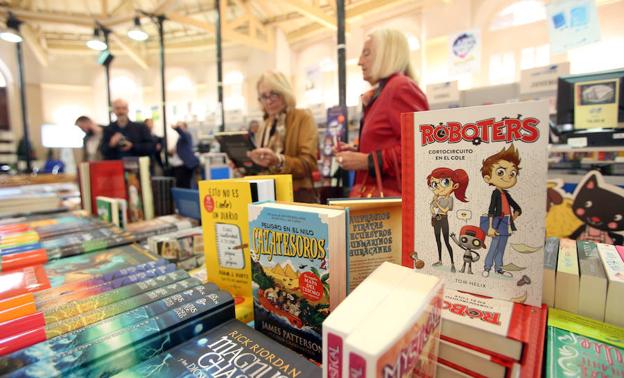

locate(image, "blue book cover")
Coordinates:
248 202 348 363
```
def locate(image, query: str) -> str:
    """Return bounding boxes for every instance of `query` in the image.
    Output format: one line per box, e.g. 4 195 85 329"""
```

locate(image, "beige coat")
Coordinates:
256 108 318 192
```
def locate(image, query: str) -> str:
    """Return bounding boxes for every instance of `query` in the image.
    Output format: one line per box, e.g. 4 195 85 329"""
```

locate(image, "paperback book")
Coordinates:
123 156 154 222
402 101 549 306
0 281 217 373
248 201 348 363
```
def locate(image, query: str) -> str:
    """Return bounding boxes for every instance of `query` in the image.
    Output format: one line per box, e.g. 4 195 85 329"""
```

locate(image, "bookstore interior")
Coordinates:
1 0 624 377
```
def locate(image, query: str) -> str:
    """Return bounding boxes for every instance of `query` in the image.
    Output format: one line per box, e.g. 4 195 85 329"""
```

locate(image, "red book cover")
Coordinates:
519 304 546 378
0 249 48 272
0 326 46 356
89 160 127 216
0 265 51 301
440 290 536 361
0 311 45 340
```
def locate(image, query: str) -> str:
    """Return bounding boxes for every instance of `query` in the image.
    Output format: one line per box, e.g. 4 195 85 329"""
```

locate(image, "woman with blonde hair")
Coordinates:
247 71 319 202
335 29 429 197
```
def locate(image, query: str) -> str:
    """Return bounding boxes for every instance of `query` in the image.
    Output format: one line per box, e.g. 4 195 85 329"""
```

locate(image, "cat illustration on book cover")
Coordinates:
426 167 469 273
570 172 624 245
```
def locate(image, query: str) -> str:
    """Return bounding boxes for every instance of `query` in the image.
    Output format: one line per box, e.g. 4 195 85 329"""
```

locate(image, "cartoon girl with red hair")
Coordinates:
427 167 469 273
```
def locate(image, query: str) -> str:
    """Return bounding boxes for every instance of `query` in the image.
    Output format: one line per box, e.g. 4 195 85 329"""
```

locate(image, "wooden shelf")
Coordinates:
549 145 624 153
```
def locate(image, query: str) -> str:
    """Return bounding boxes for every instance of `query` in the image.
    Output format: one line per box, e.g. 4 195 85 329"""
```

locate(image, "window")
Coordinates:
489 52 516 84
520 44 550 70
490 1 547 31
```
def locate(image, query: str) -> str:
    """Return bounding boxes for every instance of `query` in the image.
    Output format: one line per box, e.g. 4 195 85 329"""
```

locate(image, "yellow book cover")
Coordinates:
557 238 579 275
199 175 293 301
574 79 620 129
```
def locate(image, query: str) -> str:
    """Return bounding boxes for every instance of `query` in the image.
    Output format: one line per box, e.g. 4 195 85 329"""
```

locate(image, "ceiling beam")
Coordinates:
282 0 336 30
20 23 48 67
168 11 273 52
101 0 108 17
108 32 149 70
0 8 94 26
110 0 133 16
153 0 177 14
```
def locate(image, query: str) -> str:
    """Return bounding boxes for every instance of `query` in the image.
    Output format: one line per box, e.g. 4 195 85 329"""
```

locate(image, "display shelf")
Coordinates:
549 144 624 153
548 170 624 186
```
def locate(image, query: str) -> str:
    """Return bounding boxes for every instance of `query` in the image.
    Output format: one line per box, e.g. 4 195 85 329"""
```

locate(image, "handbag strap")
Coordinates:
389 148 402 194
371 152 384 198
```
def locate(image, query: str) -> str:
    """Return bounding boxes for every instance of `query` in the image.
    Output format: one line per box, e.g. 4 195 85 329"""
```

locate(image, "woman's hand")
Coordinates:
248 148 279 168
336 151 369 171
332 141 357 155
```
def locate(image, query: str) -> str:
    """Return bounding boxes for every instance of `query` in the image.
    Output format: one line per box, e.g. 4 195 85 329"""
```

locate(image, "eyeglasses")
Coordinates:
258 91 281 102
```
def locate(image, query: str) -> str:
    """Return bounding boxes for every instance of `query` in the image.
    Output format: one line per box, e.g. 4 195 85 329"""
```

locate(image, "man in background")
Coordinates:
75 115 103 161
144 118 165 174
101 99 154 160
171 121 199 188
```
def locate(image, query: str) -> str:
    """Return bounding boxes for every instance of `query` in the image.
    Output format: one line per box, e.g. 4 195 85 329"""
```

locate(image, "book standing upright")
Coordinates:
402 101 549 306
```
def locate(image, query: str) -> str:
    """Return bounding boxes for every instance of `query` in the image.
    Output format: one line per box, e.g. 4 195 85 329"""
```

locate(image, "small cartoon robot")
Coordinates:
450 225 486 275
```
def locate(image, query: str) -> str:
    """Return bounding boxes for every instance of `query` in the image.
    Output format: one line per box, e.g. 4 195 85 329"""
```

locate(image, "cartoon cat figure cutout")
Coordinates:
570 172 624 245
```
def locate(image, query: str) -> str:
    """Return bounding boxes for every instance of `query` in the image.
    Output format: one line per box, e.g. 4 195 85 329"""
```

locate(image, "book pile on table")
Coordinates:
147 227 205 271
0 201 320 378
0 182 80 217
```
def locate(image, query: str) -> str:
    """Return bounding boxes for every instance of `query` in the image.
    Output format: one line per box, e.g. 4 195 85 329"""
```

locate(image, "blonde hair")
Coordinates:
368 29 417 84
256 71 296 112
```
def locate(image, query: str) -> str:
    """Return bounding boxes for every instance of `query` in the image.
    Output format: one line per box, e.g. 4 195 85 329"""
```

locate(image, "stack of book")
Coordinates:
147 227 205 271
437 290 547 377
0 182 80 218
152 176 176 216
544 237 624 327
79 157 154 222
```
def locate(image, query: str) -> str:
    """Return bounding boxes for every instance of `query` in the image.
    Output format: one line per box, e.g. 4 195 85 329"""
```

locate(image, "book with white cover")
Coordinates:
554 238 579 313
596 242 624 327
576 240 607 321
438 339 508 378
402 101 548 307
322 262 412 378
344 265 444 377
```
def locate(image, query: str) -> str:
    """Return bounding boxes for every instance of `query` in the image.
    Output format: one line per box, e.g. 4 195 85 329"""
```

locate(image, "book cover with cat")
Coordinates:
402 101 548 307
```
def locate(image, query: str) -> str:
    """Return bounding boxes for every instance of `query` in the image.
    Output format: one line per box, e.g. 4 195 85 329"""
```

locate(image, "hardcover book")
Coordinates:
88 161 127 217
542 237 559 308
577 240 607 321
328 197 402 292
555 238 580 313
595 242 624 327
344 264 444 378
114 319 322 378
402 101 549 306
438 339 508 378
248 201 348 363
123 156 154 222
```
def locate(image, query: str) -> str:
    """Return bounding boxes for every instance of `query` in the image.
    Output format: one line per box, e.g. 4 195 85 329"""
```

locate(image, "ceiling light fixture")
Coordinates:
0 13 23 43
127 17 148 41
86 27 107 51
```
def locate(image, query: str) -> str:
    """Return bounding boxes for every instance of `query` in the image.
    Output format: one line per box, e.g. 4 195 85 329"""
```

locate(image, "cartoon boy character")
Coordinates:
426 167 469 273
480 144 522 278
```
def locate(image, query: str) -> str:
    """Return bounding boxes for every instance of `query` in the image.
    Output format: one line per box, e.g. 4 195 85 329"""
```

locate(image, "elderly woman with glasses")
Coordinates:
247 71 319 203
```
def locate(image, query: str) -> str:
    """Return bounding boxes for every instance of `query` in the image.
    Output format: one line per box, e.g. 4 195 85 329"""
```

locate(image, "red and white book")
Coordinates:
441 289 542 362
438 339 510 378
342 264 444 378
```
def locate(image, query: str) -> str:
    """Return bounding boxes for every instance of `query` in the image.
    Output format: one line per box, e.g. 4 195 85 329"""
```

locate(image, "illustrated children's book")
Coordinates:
546 308 624 378
199 175 292 322
402 101 549 306
248 201 348 363
328 197 402 292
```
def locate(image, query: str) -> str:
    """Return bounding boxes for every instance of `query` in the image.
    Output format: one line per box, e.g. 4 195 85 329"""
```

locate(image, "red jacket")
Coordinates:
351 73 429 196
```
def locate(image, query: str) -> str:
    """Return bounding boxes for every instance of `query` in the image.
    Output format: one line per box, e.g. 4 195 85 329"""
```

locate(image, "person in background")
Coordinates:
144 118 165 174
247 71 319 203
101 99 154 160
248 119 260 144
74 115 103 161
171 121 199 188
335 29 429 197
